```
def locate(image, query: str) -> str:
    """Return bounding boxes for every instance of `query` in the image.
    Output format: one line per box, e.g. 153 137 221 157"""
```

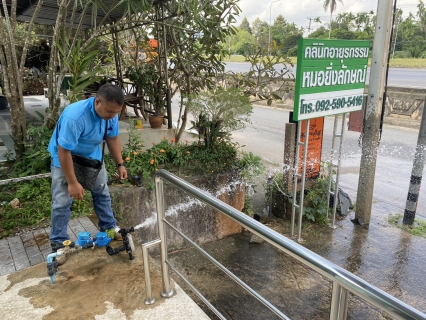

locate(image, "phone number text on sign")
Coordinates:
300 95 363 115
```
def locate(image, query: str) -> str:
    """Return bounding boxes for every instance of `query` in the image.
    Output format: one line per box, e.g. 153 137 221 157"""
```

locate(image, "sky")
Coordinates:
234 0 421 34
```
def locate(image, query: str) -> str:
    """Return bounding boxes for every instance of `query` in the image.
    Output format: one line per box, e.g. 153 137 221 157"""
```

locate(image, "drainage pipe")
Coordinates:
0 173 51 186
46 251 64 284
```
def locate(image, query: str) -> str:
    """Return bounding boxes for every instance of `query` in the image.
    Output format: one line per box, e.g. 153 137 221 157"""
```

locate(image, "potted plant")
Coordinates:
125 63 165 128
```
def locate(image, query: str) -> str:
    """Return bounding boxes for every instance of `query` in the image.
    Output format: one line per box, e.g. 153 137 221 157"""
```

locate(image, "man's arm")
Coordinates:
58 145 85 200
106 136 127 179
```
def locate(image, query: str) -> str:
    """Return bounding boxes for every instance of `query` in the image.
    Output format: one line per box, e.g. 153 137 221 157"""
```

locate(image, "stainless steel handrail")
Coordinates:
154 169 426 320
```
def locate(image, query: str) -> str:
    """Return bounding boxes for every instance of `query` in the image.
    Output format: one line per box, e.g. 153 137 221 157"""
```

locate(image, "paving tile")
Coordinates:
67 226 75 237
71 226 86 235
42 250 53 260
0 247 11 255
9 241 25 250
79 217 96 228
0 253 13 263
10 242 25 250
0 264 16 276
32 228 47 237
68 219 81 228
7 235 23 245
29 255 45 266
12 250 27 259
25 247 42 258
39 242 51 251
44 226 51 235
22 238 37 248
14 258 30 271
42 252 52 261
9 247 25 255
20 232 34 241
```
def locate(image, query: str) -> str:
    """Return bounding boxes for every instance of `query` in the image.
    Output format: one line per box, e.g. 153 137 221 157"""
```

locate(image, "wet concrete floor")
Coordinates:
163 200 426 320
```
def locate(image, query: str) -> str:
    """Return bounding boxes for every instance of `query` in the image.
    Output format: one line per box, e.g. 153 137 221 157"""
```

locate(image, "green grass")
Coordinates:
388 214 426 238
223 55 426 69
0 178 93 239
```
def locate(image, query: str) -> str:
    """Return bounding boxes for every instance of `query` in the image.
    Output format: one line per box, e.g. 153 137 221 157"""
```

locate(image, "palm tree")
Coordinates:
313 17 322 33
321 0 344 38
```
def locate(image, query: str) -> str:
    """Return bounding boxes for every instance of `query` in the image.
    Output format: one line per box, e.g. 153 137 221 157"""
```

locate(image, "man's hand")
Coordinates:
118 165 128 180
68 182 85 200
58 145 85 200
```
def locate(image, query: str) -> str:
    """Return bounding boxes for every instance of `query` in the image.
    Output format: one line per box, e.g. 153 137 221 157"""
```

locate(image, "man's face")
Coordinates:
94 97 123 120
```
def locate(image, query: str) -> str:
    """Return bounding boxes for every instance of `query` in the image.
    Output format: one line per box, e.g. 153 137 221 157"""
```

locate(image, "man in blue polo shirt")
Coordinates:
48 84 127 253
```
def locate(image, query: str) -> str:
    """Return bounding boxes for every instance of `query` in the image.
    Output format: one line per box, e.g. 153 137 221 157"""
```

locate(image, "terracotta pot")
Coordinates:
0 96 8 110
148 115 164 129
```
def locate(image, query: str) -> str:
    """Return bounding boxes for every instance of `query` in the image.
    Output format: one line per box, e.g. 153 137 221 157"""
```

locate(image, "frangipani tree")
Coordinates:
0 0 44 158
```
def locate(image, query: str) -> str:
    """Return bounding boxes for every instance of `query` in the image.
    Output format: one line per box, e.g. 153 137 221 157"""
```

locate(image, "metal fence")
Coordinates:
141 169 426 320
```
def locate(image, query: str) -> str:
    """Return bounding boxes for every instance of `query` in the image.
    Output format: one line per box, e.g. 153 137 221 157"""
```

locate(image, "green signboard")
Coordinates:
293 39 370 121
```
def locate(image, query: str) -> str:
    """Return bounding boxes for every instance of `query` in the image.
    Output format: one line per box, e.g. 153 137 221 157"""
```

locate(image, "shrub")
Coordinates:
287 45 298 57
265 164 332 224
186 87 253 148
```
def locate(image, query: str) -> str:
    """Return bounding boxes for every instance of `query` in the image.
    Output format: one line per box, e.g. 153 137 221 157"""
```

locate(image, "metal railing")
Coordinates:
143 169 426 320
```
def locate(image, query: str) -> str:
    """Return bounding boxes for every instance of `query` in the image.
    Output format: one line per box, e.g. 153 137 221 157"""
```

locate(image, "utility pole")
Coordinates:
307 17 314 33
403 96 426 225
355 0 394 225
392 0 400 59
268 0 281 56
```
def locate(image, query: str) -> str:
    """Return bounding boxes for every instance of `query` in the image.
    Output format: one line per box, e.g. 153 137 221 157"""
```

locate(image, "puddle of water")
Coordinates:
166 209 426 319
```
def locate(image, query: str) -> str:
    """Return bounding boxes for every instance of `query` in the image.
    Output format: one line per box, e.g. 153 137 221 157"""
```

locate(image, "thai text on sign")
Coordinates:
293 39 370 121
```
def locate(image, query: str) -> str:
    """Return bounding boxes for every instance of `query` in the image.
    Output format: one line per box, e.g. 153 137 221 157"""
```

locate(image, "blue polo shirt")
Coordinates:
48 97 119 168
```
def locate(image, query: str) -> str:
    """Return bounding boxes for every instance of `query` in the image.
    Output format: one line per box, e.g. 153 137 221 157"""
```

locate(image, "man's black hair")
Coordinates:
96 84 125 106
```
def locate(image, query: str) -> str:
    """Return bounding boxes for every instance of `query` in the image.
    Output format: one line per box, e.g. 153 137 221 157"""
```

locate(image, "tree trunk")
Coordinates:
0 0 44 158
44 0 68 129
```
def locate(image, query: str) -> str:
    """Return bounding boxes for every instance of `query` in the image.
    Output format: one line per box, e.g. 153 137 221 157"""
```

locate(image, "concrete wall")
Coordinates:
382 86 426 119
266 83 426 120
109 172 245 250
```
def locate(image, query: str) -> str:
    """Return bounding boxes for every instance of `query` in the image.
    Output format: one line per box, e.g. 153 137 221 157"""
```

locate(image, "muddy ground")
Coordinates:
1 242 168 319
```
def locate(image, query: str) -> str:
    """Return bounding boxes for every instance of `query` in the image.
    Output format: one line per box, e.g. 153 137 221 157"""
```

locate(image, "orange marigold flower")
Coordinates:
125 157 130 161
160 149 165 153
170 138 176 143
133 151 138 155
186 151 190 154
138 143 142 146
152 142 156 146
163 136 167 140
150 159 155 165
185 140 189 145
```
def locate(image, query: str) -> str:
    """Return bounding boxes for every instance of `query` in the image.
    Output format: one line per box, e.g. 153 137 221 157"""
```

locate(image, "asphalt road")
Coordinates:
224 62 426 89
234 105 426 220
173 99 426 220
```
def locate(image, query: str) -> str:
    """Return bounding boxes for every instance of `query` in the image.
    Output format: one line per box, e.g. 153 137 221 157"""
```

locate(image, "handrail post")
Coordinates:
142 239 162 305
155 176 174 298
330 281 348 320
339 288 349 320
330 281 341 320
154 170 426 320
